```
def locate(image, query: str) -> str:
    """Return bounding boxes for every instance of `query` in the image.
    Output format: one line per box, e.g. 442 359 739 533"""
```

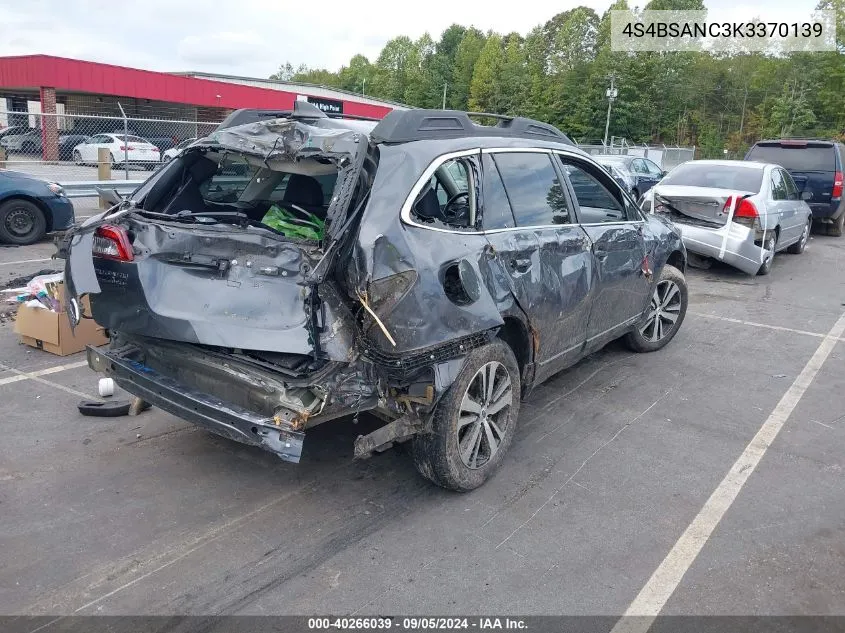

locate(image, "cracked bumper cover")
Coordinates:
86 345 305 463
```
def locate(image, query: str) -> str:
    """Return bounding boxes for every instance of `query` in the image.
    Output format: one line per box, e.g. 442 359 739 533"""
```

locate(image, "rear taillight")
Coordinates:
152 146 159 152
724 196 759 227
118 145 135 151
833 171 843 198
93 225 134 261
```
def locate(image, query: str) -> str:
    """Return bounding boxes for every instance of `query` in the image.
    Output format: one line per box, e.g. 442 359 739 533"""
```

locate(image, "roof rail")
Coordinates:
370 109 574 145
215 103 380 131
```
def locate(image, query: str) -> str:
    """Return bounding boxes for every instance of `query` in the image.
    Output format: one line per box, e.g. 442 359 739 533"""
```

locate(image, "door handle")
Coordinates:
510 258 532 273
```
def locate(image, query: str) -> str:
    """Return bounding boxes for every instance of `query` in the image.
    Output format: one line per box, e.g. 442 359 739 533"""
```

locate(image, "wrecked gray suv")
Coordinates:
62 104 688 491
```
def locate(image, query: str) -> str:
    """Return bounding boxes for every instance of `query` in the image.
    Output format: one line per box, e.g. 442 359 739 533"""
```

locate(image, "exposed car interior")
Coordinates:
140 151 339 240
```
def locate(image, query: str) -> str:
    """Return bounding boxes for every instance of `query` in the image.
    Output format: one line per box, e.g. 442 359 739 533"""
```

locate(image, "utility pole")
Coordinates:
442 83 447 109
603 75 618 149
362 78 366 96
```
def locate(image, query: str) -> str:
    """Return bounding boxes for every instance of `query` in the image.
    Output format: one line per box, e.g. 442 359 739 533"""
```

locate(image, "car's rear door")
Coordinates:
767 167 794 244
481 150 593 379
555 153 651 350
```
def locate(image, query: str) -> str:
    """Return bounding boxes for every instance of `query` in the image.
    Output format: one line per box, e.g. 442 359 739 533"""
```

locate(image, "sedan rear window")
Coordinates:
661 164 764 193
746 144 834 172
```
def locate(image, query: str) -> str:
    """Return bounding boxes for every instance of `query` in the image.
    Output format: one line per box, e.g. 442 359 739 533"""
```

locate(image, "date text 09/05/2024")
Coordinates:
307 617 529 630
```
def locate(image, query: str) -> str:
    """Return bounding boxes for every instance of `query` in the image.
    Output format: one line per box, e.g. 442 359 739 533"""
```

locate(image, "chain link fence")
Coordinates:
0 109 221 184
576 141 697 170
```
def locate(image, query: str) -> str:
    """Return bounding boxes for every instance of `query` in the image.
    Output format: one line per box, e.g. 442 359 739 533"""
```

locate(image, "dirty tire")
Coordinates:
828 211 844 237
624 264 687 353
787 218 811 254
757 233 777 275
0 199 47 245
411 339 521 492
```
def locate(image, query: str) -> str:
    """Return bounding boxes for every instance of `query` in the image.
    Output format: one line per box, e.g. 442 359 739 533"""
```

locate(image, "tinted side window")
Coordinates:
644 159 663 176
558 158 628 223
781 169 798 200
492 152 571 226
770 169 788 201
631 159 649 174
481 154 515 230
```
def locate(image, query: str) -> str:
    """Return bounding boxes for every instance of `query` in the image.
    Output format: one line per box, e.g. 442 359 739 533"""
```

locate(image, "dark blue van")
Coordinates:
745 140 845 236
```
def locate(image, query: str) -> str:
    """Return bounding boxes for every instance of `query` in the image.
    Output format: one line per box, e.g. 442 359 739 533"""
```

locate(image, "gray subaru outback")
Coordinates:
62 104 687 491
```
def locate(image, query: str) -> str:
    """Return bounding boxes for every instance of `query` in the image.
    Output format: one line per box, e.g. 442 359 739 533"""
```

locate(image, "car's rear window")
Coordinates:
746 144 835 172
661 163 764 192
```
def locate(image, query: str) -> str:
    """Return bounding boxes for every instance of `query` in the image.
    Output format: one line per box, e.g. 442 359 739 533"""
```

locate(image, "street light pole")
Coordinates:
362 78 366 96
603 76 618 149
442 83 447 109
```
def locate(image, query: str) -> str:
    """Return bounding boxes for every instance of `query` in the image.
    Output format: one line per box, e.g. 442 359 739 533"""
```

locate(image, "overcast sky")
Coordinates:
0 0 826 78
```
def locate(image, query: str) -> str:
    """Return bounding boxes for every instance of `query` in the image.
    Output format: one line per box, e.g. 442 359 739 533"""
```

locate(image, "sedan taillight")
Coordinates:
724 196 759 227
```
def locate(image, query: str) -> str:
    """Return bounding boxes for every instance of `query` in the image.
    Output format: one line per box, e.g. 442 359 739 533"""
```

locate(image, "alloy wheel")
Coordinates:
456 361 513 469
639 279 682 342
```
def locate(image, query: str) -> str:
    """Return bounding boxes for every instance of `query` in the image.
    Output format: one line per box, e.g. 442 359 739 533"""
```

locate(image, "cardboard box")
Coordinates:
14 288 108 356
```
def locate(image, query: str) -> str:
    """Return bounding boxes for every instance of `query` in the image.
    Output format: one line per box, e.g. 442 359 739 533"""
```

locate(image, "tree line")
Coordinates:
272 0 844 157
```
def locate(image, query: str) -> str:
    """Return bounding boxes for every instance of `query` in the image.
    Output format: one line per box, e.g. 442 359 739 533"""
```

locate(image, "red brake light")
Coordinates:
833 171 843 198
118 145 135 151
152 147 159 152
93 225 134 261
734 198 758 218
723 196 758 226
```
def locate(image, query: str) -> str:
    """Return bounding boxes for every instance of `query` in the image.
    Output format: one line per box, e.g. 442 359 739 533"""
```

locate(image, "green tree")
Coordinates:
469 34 504 112
450 28 486 110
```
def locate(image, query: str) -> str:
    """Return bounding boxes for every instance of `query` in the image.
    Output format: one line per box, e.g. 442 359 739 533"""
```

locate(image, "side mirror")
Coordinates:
801 191 813 201
660 170 668 178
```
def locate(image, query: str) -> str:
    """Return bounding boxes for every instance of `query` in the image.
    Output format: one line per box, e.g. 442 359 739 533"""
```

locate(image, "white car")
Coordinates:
72 134 160 169
162 137 197 163
640 160 813 275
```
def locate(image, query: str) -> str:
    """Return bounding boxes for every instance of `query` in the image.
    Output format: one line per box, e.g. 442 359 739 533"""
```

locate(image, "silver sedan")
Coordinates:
640 160 813 275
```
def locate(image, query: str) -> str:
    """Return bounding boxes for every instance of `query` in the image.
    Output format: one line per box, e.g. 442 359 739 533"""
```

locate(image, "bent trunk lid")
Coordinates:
653 185 754 227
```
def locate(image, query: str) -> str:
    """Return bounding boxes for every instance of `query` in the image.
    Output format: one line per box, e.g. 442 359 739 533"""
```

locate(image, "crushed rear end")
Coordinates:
62 114 382 463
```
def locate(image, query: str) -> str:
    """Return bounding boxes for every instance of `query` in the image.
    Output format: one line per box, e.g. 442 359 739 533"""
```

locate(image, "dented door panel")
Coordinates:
581 222 651 346
531 226 594 379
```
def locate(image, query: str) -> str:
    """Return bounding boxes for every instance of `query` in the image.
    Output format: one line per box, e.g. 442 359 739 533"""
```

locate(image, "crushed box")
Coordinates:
14 287 108 356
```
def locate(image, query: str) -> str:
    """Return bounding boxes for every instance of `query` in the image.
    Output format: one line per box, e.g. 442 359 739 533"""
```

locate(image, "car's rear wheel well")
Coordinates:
496 317 531 378
0 195 52 231
666 249 686 273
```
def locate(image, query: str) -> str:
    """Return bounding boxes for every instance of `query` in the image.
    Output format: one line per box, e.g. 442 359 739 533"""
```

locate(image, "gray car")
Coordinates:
640 160 812 275
62 104 688 491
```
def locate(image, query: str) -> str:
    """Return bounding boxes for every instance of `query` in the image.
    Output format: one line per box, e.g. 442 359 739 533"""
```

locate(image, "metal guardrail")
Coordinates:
59 180 145 199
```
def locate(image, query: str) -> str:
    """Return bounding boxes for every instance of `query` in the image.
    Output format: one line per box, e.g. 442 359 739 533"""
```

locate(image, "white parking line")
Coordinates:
0 258 53 267
690 311 845 342
611 311 845 633
0 360 88 386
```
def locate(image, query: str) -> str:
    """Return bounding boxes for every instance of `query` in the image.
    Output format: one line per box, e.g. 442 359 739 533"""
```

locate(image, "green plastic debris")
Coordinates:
261 205 325 241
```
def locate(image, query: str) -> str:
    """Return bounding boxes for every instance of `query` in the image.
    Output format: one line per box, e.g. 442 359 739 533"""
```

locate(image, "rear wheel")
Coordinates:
624 264 687 353
787 218 811 254
0 199 47 245
828 211 844 237
412 339 520 491
757 233 777 275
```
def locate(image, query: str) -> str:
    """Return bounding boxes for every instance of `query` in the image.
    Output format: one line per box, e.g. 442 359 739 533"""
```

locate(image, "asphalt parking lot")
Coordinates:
1 226 844 619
